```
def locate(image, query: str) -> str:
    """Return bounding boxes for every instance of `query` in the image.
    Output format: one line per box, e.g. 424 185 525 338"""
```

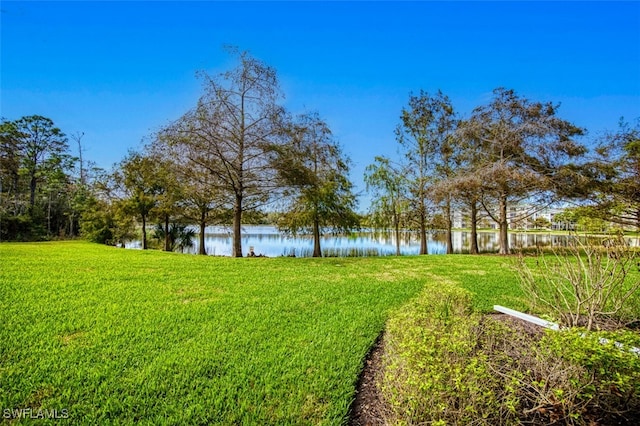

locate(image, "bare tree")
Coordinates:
395 90 458 254
164 49 286 257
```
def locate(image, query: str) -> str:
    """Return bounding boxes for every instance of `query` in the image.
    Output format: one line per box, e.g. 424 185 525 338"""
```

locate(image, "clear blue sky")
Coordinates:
2 1 639 210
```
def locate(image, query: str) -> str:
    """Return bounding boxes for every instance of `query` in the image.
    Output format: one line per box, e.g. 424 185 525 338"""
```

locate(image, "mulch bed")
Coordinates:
348 332 388 426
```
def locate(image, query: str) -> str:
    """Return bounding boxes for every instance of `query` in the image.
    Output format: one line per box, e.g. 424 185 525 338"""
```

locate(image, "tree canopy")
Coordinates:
458 88 585 254
4 55 636 257
581 119 640 231
273 112 359 257
0 115 79 240
160 49 286 256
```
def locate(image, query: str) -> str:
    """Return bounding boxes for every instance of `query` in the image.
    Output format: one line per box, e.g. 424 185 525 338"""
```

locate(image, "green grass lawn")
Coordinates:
0 241 524 425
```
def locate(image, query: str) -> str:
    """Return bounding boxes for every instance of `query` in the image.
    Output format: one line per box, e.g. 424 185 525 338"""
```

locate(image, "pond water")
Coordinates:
125 225 640 257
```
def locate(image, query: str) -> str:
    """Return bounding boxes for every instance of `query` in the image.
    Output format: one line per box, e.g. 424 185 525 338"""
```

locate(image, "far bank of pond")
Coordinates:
126 225 640 257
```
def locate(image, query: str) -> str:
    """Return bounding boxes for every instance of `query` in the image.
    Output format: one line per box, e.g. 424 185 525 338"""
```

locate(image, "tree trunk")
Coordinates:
469 201 479 255
69 213 75 238
312 214 322 257
164 215 170 251
419 208 428 255
142 214 148 250
12 171 20 213
47 192 52 236
498 193 509 255
394 215 401 256
29 173 37 210
233 194 243 257
199 212 207 255
445 196 453 254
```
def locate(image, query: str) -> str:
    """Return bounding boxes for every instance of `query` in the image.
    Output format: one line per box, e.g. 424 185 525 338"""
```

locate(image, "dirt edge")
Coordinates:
348 331 388 426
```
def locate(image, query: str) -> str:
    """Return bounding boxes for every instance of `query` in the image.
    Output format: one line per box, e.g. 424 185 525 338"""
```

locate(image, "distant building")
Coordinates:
452 204 571 230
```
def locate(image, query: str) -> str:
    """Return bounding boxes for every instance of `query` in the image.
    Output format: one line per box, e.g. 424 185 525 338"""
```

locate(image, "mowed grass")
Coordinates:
0 241 524 425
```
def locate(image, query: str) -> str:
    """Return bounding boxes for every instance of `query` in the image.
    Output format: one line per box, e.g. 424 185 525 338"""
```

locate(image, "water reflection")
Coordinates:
126 225 640 257
188 226 445 257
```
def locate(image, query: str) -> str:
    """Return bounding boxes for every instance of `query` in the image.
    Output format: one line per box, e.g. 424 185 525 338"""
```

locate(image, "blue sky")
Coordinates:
2 1 639 210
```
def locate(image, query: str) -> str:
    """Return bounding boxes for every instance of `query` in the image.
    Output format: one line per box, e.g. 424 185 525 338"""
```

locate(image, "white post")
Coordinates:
493 305 560 330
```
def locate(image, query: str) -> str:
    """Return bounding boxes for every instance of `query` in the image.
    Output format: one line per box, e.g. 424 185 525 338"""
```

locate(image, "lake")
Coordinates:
125 225 640 257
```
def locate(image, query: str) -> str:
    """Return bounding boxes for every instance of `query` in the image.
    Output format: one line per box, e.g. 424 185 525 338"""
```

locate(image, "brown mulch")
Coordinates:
348 333 388 426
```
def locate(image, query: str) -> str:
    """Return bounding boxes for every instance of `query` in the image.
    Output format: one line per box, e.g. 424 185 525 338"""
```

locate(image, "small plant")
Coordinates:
152 222 195 252
515 233 640 330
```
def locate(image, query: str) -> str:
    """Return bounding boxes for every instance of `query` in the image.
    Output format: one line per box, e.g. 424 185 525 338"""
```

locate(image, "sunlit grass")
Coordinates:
0 241 523 424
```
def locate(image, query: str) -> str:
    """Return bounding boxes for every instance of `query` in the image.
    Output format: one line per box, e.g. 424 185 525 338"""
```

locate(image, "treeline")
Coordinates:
0 115 90 241
367 89 639 255
1 50 638 256
1 50 359 257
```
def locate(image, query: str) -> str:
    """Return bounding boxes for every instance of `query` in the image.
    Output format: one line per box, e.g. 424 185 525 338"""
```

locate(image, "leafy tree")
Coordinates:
531 217 551 230
273 112 359 257
460 88 585 254
0 120 23 216
76 163 127 244
0 116 76 240
13 115 73 210
114 151 164 249
583 119 640 231
164 48 286 256
446 121 493 254
364 156 408 256
395 90 458 254
154 131 228 255
143 150 184 252
552 208 578 231
81 197 118 245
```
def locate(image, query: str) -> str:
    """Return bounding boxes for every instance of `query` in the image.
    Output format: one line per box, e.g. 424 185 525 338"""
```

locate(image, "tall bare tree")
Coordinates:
395 90 458 254
164 49 285 257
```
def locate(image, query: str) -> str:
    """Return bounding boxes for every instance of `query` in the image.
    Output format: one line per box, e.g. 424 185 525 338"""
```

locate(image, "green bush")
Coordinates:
0 213 46 241
541 328 640 420
380 282 640 425
381 283 514 424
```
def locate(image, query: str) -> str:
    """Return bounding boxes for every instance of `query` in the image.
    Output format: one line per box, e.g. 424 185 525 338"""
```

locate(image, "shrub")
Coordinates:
515 234 640 330
379 282 640 425
540 328 640 422
380 283 514 424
